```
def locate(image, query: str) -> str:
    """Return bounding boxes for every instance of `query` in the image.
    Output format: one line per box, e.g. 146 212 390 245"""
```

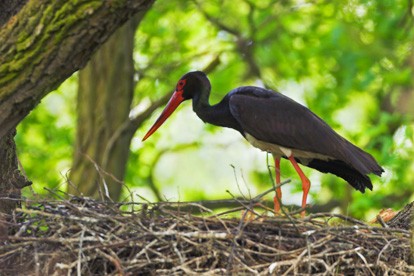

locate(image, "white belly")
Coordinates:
245 133 333 164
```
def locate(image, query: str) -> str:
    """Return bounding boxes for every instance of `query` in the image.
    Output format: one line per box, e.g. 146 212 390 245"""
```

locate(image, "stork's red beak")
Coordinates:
142 90 185 141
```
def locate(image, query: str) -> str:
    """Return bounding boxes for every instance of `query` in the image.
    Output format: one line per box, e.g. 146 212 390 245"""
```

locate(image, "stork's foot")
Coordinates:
273 195 282 216
300 209 306 218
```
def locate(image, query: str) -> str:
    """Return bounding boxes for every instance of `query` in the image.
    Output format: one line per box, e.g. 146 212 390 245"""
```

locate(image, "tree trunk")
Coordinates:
0 129 31 237
68 16 143 200
0 0 26 236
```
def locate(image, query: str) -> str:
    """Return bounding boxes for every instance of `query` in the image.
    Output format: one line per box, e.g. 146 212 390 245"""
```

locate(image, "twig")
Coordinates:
3 196 412 275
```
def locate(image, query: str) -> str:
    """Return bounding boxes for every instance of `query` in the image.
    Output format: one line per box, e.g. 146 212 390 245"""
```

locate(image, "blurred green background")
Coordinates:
15 0 414 219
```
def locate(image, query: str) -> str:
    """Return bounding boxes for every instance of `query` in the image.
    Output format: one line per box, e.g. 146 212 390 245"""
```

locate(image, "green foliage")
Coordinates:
17 0 414 218
16 75 77 196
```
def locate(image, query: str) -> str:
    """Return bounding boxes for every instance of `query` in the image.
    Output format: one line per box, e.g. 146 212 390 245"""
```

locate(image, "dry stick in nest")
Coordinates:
219 182 410 275
225 178 299 273
4 189 413 275
2 193 413 274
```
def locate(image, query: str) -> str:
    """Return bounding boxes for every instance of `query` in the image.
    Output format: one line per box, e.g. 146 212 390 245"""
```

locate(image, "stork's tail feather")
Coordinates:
344 144 384 177
306 159 376 192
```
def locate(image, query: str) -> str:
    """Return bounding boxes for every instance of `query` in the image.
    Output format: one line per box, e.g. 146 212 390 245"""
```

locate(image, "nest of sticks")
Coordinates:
1 194 413 275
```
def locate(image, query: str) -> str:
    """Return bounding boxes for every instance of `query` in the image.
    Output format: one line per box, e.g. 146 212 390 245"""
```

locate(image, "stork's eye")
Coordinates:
177 79 186 90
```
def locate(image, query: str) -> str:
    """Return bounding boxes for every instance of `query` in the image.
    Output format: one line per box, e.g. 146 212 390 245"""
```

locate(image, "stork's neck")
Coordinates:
192 87 213 122
192 88 242 132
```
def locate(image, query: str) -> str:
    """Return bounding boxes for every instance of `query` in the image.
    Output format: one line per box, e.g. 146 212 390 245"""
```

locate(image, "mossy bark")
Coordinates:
0 0 154 140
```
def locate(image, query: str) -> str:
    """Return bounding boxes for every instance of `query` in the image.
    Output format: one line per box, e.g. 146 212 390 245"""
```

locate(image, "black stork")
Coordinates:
142 71 384 216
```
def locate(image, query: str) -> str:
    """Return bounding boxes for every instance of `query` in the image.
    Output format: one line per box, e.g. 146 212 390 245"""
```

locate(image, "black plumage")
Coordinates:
143 71 384 215
226 86 383 191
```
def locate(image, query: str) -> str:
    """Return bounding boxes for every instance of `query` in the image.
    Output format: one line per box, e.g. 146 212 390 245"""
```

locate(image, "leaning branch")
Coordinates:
0 0 155 139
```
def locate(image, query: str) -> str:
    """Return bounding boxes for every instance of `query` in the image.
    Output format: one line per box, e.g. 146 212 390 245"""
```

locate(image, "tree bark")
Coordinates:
68 15 143 200
0 0 27 26
0 129 31 238
0 0 155 140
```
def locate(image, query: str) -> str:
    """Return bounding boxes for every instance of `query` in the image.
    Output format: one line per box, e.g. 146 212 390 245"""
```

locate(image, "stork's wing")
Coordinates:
228 87 382 175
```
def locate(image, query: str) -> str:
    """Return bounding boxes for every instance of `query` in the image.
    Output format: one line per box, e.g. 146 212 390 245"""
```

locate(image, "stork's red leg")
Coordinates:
273 156 282 214
288 155 310 217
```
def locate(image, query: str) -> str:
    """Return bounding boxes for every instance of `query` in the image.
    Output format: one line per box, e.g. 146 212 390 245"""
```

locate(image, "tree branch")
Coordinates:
193 0 241 37
194 1 262 80
0 0 155 139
